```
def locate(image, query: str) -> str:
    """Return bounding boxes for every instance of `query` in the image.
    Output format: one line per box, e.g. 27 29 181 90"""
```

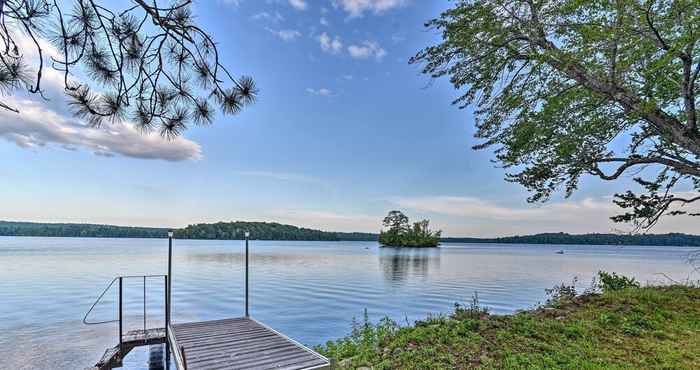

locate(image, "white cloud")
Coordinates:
268 209 378 232
234 170 323 185
8 30 66 100
220 0 243 6
306 87 332 96
342 74 353 80
390 195 700 237
318 32 343 54
391 33 405 44
320 16 329 26
0 98 201 161
289 0 307 10
267 28 302 41
1 31 203 162
13 27 61 61
335 0 407 17
391 195 572 221
252 11 284 22
347 40 386 60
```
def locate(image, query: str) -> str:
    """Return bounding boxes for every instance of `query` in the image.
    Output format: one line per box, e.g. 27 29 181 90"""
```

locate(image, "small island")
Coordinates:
378 210 441 247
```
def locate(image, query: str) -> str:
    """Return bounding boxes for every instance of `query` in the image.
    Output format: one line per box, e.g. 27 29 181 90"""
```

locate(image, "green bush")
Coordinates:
545 277 578 306
316 309 398 367
453 291 489 320
597 271 640 292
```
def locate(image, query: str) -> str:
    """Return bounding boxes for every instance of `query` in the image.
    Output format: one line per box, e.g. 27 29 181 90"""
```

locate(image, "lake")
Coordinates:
0 236 697 370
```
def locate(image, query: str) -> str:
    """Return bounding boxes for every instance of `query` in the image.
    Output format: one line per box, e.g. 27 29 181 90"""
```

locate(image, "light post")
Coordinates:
167 230 173 326
165 230 173 370
245 231 250 317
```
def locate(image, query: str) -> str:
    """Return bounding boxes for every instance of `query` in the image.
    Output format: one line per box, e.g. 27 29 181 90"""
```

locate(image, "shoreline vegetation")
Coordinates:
2 220 700 246
317 272 700 369
0 220 375 241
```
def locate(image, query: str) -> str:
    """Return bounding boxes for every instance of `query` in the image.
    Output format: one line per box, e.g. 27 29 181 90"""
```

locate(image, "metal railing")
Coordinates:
84 274 168 353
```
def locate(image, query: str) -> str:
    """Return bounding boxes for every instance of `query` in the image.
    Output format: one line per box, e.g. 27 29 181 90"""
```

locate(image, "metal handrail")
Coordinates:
84 274 169 364
83 275 167 325
83 277 120 325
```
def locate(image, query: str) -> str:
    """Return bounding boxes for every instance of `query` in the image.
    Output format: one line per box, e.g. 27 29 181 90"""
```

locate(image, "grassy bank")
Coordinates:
317 276 700 369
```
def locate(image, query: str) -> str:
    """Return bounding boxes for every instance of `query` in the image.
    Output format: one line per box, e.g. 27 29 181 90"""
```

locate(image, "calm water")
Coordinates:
0 237 698 370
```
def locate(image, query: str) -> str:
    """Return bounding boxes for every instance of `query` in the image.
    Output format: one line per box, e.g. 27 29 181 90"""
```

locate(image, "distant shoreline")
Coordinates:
1 234 698 247
1 221 700 246
441 233 700 247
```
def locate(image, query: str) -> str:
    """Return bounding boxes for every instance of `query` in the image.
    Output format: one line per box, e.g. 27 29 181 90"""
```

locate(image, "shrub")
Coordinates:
597 271 640 292
453 291 489 320
316 309 398 366
545 277 578 306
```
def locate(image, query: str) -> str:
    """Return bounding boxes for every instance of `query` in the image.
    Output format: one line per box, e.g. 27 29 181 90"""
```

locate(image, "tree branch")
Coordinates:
644 1 670 51
590 156 700 180
519 27 700 157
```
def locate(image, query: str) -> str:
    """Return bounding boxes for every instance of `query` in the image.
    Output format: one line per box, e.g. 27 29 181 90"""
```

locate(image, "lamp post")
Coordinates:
245 231 250 317
165 230 173 370
167 230 173 326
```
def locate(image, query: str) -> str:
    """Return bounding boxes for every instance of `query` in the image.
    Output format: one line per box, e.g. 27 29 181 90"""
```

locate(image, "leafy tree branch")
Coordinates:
412 0 700 231
0 0 256 138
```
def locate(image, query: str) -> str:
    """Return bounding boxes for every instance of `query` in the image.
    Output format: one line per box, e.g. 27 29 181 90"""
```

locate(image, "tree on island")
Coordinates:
0 0 256 138
379 210 441 247
412 1 699 231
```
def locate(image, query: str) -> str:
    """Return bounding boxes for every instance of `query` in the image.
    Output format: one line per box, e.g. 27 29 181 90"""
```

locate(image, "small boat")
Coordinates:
556 250 565 254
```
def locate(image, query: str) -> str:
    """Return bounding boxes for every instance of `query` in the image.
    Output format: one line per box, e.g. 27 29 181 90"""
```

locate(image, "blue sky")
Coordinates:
1 0 697 236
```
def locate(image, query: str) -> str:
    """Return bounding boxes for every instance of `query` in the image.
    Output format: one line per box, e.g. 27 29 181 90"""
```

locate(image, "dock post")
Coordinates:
165 341 171 370
119 276 123 356
245 231 250 317
165 275 169 336
143 276 147 336
167 231 173 324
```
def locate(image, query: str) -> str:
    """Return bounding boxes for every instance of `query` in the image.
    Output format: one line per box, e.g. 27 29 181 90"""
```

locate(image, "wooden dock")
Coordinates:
168 317 331 370
87 236 332 369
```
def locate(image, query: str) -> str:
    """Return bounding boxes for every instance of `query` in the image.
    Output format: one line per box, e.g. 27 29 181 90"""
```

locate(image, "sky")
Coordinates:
1 0 698 237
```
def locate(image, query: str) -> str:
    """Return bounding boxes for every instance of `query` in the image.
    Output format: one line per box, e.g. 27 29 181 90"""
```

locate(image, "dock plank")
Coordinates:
186 343 300 365
169 317 329 370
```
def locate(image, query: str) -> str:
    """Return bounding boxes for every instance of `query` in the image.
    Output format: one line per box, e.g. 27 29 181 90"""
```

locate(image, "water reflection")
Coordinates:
184 251 336 267
148 344 165 370
2 238 697 370
117 344 169 370
379 247 441 284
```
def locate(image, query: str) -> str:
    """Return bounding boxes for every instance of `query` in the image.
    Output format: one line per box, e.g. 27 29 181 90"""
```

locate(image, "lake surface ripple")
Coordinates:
0 237 697 369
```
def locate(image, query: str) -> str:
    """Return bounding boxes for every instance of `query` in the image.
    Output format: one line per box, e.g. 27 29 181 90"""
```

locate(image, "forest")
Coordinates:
174 221 377 241
3 221 700 246
0 221 168 238
0 220 378 240
442 232 700 247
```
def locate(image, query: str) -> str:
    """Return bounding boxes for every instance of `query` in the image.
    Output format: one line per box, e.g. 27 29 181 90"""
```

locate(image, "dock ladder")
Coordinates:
84 233 332 370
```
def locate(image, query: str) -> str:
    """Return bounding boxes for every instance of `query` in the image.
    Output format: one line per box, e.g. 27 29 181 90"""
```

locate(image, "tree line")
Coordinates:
0 220 378 241
3 220 700 246
0 221 168 238
174 221 377 241
442 232 700 247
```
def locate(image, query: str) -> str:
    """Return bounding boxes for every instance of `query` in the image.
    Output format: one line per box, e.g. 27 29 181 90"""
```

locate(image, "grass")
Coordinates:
316 276 700 369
